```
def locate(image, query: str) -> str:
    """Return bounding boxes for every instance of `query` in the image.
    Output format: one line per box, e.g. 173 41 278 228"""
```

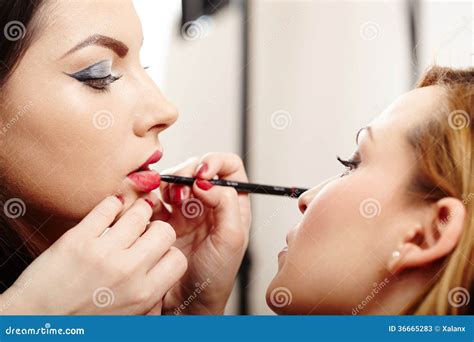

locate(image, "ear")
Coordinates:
388 197 465 274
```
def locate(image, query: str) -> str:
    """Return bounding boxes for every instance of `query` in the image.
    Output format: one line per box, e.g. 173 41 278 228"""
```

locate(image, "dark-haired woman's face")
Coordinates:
0 0 177 225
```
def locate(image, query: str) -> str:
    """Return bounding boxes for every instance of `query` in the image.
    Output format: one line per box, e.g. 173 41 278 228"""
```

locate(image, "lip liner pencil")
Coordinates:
160 175 308 198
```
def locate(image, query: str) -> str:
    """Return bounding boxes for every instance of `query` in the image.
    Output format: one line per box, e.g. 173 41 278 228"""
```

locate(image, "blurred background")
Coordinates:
133 0 473 315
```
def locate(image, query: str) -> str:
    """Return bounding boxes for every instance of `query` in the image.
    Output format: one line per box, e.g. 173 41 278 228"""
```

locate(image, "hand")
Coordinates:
154 153 251 315
0 193 187 315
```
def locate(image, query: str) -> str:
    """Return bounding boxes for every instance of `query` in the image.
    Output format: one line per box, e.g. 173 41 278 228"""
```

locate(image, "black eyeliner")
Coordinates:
65 60 112 81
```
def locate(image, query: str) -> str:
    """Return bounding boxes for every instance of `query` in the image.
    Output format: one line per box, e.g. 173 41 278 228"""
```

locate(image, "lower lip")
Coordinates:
278 246 288 258
127 169 161 192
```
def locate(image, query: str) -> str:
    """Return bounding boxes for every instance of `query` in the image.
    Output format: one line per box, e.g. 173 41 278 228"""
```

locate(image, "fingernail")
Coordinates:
170 186 184 204
115 194 125 204
144 198 154 208
195 163 208 178
196 179 213 191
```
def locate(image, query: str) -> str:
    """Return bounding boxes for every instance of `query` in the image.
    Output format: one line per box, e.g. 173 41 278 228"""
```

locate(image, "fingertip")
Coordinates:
195 179 213 191
144 199 154 208
114 194 125 205
194 162 209 178
170 185 185 205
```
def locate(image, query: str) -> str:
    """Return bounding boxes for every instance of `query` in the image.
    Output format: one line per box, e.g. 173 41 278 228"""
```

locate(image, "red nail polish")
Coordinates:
144 198 154 208
170 186 184 204
115 194 125 204
195 163 208 178
196 179 213 191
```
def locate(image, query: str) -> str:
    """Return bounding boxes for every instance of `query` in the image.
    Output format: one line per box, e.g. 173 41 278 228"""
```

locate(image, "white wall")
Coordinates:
134 0 243 314
418 0 473 70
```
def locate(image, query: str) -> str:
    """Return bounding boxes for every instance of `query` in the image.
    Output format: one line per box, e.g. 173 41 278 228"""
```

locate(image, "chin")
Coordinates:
265 275 296 315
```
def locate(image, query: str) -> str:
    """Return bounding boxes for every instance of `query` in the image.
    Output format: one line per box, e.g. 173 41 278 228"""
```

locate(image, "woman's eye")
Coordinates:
337 155 361 177
65 60 122 92
82 74 122 91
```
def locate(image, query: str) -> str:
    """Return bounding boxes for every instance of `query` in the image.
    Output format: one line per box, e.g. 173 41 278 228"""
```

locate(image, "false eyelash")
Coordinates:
337 156 358 168
337 155 360 176
82 74 122 92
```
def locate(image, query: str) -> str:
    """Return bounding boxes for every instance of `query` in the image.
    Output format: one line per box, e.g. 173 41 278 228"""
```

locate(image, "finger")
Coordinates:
128 221 176 272
192 180 247 252
103 192 158 248
194 153 251 231
77 195 123 237
146 247 188 298
194 152 248 182
150 198 171 222
160 157 199 206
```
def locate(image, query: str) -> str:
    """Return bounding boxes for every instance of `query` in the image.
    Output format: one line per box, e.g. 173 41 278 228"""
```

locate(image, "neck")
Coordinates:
14 210 78 255
364 267 440 315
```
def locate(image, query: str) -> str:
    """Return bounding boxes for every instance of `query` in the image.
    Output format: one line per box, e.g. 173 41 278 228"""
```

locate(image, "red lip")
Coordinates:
138 150 163 171
127 149 163 192
128 150 163 175
278 246 288 258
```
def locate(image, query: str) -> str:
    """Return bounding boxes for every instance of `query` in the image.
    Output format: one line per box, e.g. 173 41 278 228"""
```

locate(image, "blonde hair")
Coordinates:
403 66 473 314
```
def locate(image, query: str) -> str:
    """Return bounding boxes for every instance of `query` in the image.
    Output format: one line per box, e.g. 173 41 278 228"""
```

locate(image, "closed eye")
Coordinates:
65 60 122 92
80 74 122 91
337 153 361 177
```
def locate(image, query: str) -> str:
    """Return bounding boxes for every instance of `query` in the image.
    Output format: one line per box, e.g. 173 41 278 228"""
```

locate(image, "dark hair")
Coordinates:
0 0 45 291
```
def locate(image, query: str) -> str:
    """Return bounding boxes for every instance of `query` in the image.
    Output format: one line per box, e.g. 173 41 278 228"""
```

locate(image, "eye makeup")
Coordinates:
65 59 122 91
337 152 361 177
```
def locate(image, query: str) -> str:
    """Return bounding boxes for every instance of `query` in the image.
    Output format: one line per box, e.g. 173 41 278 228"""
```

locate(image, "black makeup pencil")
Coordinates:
160 175 308 198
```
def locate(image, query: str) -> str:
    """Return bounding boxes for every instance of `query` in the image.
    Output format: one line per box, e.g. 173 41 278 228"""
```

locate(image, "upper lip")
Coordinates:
128 149 163 175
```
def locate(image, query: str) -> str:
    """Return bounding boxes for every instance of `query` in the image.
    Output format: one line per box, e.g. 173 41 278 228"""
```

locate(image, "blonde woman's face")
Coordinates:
0 1 177 224
266 86 446 314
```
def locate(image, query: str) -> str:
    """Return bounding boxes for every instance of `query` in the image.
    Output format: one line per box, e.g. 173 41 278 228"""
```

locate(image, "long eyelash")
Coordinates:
82 74 122 92
337 156 355 168
337 155 360 176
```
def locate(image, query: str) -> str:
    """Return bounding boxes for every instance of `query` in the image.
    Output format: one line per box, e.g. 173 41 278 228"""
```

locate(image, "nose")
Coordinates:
133 71 178 137
298 188 315 214
298 175 339 214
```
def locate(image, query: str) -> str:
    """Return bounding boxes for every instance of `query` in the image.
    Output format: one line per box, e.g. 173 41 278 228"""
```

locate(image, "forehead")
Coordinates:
29 0 140 57
368 85 446 142
381 85 445 125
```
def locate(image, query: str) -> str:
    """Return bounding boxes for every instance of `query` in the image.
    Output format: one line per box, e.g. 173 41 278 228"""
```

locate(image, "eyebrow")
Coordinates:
61 34 129 59
356 126 374 145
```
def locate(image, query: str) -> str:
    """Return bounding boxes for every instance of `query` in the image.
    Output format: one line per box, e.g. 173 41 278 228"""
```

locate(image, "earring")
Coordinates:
387 249 401 272
391 250 400 259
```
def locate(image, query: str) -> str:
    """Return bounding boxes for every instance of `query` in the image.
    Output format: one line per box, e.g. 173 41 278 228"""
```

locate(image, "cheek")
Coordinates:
271 172 396 312
0 74 134 219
